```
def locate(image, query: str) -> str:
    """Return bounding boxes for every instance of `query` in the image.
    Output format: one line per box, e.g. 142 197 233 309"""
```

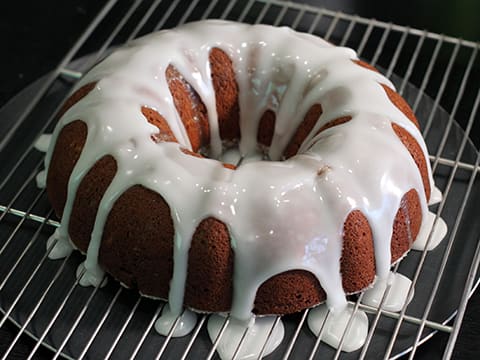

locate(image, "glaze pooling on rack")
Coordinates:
34 134 52 153
412 211 447 251
44 20 436 321
429 185 443 205
361 272 413 312
34 135 52 188
207 315 285 360
154 304 198 337
307 303 369 352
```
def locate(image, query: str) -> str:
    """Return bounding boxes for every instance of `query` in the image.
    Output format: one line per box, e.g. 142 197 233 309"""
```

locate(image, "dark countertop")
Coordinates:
1 0 479 359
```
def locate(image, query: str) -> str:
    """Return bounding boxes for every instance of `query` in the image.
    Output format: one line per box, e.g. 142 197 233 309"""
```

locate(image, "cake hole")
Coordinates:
156 48 329 168
220 145 265 167
152 49 365 170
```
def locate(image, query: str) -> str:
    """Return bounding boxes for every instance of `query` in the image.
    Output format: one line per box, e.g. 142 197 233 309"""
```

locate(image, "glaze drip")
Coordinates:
45 20 436 321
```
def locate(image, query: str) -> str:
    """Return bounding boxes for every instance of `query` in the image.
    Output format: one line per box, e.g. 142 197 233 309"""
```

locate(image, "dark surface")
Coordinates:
0 0 479 359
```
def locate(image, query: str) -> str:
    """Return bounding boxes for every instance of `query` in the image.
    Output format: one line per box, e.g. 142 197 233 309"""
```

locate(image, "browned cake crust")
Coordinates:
210 48 240 142
141 106 177 143
57 82 97 119
257 110 276 147
47 120 87 218
47 47 429 316
284 104 323 159
392 123 431 199
100 185 174 297
185 217 234 311
69 155 117 253
166 65 209 151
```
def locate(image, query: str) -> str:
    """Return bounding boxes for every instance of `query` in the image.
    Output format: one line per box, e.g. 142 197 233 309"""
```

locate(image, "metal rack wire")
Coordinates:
0 0 479 359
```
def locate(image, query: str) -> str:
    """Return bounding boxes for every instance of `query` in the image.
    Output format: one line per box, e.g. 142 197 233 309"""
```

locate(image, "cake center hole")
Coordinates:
220 145 270 167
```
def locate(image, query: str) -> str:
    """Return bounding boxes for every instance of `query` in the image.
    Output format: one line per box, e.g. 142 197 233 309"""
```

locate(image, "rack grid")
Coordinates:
1 0 479 359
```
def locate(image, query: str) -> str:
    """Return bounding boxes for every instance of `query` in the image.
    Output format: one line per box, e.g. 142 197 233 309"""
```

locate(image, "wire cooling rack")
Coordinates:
1 0 479 359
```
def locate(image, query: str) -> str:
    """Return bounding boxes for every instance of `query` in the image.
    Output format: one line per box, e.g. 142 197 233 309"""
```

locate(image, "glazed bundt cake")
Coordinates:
44 20 433 321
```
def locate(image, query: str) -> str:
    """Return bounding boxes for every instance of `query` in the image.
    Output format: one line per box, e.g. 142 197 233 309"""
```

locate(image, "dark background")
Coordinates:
1 0 480 108
1 0 479 359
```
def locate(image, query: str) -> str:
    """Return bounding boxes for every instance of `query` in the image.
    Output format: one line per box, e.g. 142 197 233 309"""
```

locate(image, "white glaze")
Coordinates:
429 185 443 205
307 303 368 352
76 261 108 288
44 20 438 321
35 134 52 189
207 315 284 360
36 170 47 189
361 272 413 312
221 147 243 166
46 229 73 260
154 304 197 337
34 134 52 152
412 211 447 251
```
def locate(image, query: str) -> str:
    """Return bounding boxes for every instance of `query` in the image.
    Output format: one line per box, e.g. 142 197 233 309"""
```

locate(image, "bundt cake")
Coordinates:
44 20 433 321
